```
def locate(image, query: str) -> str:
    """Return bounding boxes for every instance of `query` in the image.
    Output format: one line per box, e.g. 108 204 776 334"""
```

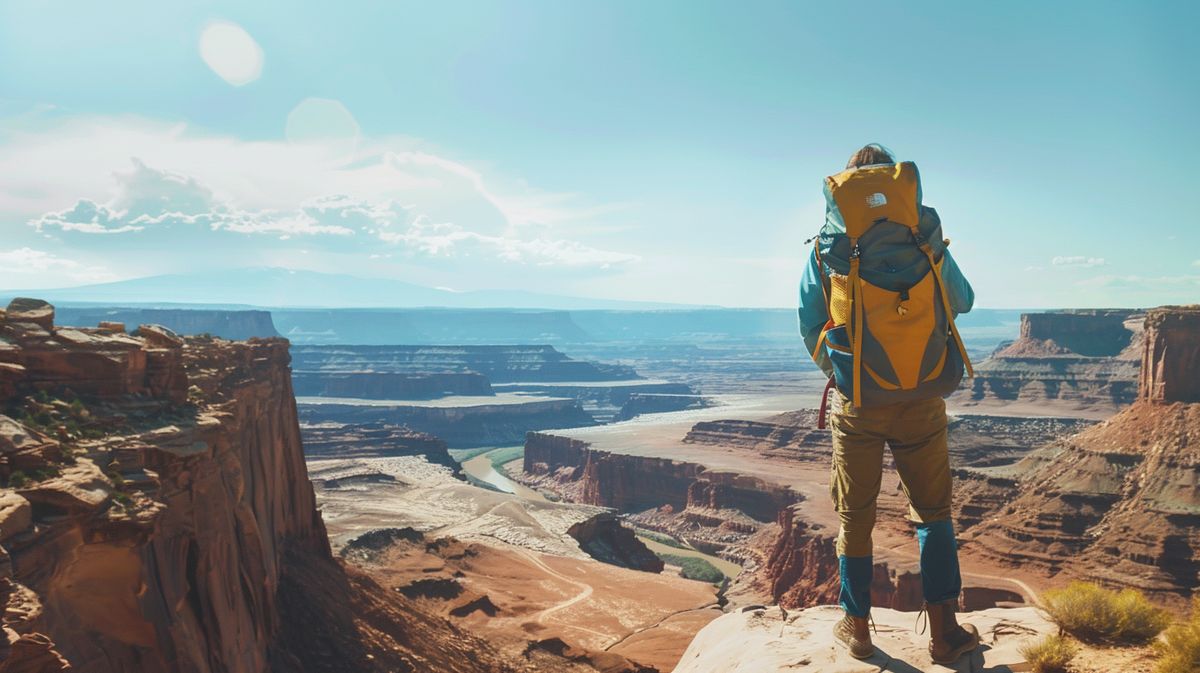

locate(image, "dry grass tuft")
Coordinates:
1042 581 1170 645
1155 597 1200 673
1020 633 1077 673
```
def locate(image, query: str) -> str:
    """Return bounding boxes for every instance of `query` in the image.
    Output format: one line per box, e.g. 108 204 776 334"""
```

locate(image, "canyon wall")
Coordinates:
523 432 797 521
0 300 324 672
963 305 1200 604
1138 306 1200 403
957 309 1143 412
0 300 524 673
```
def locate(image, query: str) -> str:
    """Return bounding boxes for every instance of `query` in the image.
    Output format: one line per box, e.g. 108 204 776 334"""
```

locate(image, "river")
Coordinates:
459 447 741 579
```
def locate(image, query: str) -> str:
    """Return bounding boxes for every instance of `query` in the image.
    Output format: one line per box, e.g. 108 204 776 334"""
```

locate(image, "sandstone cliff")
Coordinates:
0 299 528 673
955 309 1143 414
964 306 1200 604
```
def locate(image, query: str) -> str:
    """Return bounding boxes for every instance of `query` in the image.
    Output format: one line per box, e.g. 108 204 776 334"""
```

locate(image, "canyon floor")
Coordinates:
310 454 723 671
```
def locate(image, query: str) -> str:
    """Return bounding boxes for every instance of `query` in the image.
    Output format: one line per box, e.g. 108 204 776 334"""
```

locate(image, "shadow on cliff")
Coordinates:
270 548 524 673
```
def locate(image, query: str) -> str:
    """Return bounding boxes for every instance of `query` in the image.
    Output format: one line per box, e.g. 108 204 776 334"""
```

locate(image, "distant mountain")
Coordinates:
0 267 709 311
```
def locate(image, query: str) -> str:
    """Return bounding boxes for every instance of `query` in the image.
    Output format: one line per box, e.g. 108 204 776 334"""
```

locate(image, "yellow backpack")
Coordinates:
813 161 972 408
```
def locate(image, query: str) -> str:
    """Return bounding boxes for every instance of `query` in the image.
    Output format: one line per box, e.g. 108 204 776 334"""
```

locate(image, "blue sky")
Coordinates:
1 1 1197 308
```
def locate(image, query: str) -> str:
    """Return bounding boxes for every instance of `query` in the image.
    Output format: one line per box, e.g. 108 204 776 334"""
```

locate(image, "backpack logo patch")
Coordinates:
866 192 887 208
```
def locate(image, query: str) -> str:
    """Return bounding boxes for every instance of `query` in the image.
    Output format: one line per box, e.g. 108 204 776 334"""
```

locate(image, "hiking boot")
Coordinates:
920 600 981 664
833 613 874 660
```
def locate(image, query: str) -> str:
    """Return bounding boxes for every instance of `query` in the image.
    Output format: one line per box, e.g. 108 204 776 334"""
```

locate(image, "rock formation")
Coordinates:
0 299 532 673
300 398 595 448
964 306 1200 604
523 432 798 521
290 344 639 383
672 604 1053 673
613 393 712 421
300 421 462 474
566 513 664 572
956 309 1143 413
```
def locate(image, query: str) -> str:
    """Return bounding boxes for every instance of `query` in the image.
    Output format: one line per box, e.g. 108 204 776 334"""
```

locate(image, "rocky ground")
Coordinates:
672 605 1057 673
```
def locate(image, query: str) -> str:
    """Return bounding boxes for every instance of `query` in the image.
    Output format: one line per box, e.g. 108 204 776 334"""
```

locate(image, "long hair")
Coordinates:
846 143 895 169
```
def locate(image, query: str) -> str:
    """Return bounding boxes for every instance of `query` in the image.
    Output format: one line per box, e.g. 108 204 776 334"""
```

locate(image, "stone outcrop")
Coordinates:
566 513 664 572
0 298 188 404
956 309 1143 412
292 371 492 399
964 306 1200 604
290 345 639 383
672 604 1053 673
0 301 531 673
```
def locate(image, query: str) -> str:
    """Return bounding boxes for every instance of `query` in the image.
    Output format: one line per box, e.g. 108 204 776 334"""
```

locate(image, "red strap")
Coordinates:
817 376 836 429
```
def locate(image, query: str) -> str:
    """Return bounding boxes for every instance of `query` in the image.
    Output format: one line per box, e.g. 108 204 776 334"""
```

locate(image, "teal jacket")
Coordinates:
797 206 974 376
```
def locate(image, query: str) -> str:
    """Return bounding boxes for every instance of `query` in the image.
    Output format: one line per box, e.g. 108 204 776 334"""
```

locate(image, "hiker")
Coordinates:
797 144 980 664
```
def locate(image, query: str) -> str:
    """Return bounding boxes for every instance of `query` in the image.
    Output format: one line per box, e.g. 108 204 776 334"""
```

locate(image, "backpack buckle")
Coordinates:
849 244 863 260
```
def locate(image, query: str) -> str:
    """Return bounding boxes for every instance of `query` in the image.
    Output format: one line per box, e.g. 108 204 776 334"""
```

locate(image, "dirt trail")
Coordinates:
514 549 612 640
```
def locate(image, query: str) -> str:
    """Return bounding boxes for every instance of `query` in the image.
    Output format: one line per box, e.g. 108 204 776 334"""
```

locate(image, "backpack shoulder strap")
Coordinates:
916 238 974 377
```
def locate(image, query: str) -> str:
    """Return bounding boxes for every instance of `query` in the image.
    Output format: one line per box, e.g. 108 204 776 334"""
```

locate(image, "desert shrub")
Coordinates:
1020 634 1076 673
1155 597 1200 673
1042 581 1170 645
6 471 29 488
657 553 724 584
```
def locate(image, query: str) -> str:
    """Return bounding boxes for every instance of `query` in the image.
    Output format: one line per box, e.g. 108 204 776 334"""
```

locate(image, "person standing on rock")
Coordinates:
797 144 980 664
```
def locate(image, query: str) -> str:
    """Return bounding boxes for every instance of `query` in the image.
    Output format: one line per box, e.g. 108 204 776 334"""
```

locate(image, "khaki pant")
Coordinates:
829 392 952 558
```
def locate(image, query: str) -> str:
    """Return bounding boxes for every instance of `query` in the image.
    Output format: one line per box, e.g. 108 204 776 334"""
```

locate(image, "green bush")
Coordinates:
7 471 29 488
1042 581 1170 645
1156 597 1200 673
658 553 725 584
1020 634 1076 673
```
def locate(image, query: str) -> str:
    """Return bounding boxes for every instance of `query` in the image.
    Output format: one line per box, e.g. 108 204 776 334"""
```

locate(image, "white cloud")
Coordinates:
1052 255 1107 268
199 21 263 86
15 146 637 269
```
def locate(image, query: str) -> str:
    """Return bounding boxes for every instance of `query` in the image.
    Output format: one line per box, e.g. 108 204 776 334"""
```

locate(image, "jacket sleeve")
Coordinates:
798 247 833 376
940 249 974 315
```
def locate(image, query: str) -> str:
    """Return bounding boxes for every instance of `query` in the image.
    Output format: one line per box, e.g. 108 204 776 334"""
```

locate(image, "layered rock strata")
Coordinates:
299 398 595 448
957 309 1143 412
613 393 713 422
299 421 461 475
0 299 528 673
291 344 638 382
964 306 1200 604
